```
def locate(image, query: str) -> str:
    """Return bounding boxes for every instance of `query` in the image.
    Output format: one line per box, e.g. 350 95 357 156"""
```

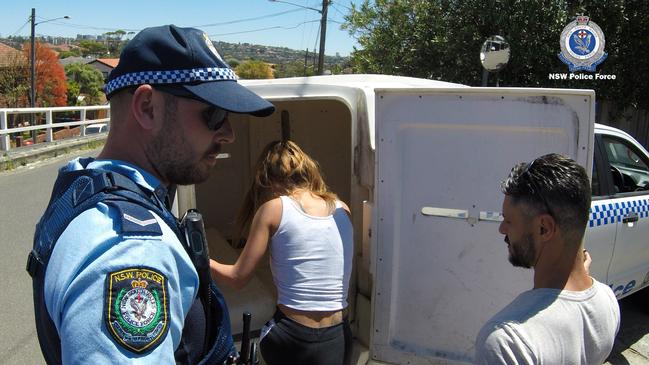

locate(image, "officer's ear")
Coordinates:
131 85 157 131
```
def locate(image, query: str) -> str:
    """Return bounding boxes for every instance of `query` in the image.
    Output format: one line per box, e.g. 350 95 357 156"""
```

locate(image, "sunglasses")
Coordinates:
202 106 228 132
522 158 554 218
146 85 230 132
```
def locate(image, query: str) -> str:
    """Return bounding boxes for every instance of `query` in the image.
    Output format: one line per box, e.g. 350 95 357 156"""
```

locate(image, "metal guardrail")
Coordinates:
0 105 110 151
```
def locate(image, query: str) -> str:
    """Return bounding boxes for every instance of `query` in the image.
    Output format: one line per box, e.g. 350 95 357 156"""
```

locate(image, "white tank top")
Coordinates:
270 196 353 311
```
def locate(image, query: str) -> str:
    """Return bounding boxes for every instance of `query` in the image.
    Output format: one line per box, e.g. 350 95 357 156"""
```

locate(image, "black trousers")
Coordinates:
259 308 352 365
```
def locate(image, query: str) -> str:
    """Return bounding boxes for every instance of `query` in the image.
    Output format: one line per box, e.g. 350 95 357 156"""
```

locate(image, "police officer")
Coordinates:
27 25 275 364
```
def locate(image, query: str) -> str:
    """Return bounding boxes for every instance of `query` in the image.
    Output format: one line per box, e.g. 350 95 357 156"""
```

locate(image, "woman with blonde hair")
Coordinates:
210 140 353 365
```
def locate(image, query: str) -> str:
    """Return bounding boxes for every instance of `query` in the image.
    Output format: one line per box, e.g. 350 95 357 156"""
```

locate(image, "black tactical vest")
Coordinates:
27 159 234 364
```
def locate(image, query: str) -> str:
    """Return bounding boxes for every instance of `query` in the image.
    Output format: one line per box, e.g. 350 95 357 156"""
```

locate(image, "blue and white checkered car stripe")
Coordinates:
104 67 238 95
589 198 649 227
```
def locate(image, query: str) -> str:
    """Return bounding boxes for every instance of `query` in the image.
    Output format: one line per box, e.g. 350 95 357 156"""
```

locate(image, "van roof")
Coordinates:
240 74 468 90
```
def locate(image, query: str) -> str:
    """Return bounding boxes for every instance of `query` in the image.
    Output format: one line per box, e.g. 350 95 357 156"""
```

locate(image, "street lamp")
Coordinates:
269 0 329 75
30 8 70 142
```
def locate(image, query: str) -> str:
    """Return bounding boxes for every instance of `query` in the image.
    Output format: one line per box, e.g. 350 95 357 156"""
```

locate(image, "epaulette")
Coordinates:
105 200 163 236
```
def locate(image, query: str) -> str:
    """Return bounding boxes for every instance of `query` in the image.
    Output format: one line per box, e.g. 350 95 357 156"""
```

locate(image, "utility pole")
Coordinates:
30 8 36 142
29 9 69 143
304 48 309 76
268 0 328 75
317 0 329 75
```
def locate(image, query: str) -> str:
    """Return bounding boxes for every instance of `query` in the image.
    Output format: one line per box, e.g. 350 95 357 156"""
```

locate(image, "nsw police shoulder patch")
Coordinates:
105 267 169 353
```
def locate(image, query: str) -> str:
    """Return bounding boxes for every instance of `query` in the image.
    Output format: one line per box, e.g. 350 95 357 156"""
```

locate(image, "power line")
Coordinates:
330 3 348 18
313 21 321 52
210 19 320 36
196 9 304 27
10 18 31 37
304 1 319 54
331 0 352 11
35 20 139 33
16 9 311 36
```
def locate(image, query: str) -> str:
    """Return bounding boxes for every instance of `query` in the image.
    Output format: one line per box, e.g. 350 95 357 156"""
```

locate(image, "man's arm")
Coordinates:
44 207 198 363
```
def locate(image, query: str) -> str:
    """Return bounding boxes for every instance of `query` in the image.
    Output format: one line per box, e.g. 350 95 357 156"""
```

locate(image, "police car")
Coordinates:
588 123 649 298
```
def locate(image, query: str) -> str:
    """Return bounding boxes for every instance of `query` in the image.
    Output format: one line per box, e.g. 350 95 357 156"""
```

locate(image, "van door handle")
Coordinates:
622 213 639 224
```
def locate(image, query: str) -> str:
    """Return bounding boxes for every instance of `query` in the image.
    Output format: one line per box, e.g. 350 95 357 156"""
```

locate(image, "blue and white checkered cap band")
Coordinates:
104 67 238 95
589 198 649 227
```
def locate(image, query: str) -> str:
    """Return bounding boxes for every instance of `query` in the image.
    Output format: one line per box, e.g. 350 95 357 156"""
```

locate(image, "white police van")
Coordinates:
174 75 649 364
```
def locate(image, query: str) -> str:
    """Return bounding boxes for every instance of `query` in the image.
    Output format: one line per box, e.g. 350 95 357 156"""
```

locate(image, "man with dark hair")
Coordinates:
27 25 274 364
475 153 620 364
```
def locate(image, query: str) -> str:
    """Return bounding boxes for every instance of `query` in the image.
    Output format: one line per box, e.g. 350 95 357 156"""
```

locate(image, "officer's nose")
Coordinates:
214 119 235 144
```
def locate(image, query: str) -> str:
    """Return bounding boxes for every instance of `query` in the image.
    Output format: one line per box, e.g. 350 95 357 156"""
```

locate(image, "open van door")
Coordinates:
370 89 594 364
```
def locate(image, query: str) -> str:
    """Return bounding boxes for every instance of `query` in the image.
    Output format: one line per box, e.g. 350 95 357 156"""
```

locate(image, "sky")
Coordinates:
1 0 364 56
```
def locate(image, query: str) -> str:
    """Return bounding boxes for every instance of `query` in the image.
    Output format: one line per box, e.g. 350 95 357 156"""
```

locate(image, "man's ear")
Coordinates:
131 85 157 130
538 214 556 241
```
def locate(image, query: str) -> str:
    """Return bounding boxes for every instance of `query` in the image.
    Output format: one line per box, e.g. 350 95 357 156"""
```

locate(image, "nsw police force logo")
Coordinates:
105 268 169 353
558 15 607 72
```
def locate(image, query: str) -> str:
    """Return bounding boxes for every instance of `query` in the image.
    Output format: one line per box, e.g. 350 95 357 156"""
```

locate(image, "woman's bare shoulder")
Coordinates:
256 197 283 221
260 197 282 208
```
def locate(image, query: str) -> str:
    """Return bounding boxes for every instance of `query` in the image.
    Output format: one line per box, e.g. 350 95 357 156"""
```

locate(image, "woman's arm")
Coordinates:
210 198 281 289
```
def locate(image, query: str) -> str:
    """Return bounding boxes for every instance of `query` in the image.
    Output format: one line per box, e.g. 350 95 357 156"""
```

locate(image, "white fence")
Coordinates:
0 105 110 151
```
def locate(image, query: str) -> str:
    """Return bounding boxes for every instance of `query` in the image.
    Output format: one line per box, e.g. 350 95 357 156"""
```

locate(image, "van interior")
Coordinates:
193 99 357 336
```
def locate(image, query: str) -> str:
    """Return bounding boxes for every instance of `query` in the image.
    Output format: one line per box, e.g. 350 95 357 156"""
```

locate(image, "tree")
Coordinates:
78 40 108 57
343 0 649 110
66 80 81 105
104 30 130 56
274 59 315 78
58 48 82 59
1 43 67 108
24 42 68 107
0 48 28 107
64 63 104 105
235 60 274 79
226 58 241 68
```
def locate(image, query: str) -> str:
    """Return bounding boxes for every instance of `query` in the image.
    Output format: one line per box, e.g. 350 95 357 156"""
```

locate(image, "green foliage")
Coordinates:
64 63 104 105
66 81 81 105
103 30 132 57
78 40 108 57
343 0 649 110
235 60 274 79
274 60 315 78
0 67 29 107
226 58 241 68
58 49 82 58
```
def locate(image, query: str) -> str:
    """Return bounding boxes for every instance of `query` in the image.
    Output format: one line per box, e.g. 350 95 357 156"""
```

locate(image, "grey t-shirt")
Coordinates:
475 279 620 365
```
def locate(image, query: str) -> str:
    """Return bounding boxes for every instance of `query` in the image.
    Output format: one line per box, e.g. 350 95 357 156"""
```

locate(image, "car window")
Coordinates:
591 156 600 196
603 135 649 193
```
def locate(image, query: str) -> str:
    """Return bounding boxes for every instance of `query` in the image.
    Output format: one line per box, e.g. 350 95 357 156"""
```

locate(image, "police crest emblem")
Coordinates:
105 268 169 353
558 15 607 72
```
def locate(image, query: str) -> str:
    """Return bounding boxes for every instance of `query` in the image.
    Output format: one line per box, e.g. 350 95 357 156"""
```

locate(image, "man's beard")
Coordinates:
146 100 217 185
507 233 537 268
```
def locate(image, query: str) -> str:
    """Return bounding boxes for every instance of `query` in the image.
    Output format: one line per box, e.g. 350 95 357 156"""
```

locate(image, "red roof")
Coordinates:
96 58 119 68
0 42 24 67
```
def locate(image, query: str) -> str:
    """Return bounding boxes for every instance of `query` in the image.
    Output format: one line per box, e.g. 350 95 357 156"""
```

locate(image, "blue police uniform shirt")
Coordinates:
43 158 199 364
